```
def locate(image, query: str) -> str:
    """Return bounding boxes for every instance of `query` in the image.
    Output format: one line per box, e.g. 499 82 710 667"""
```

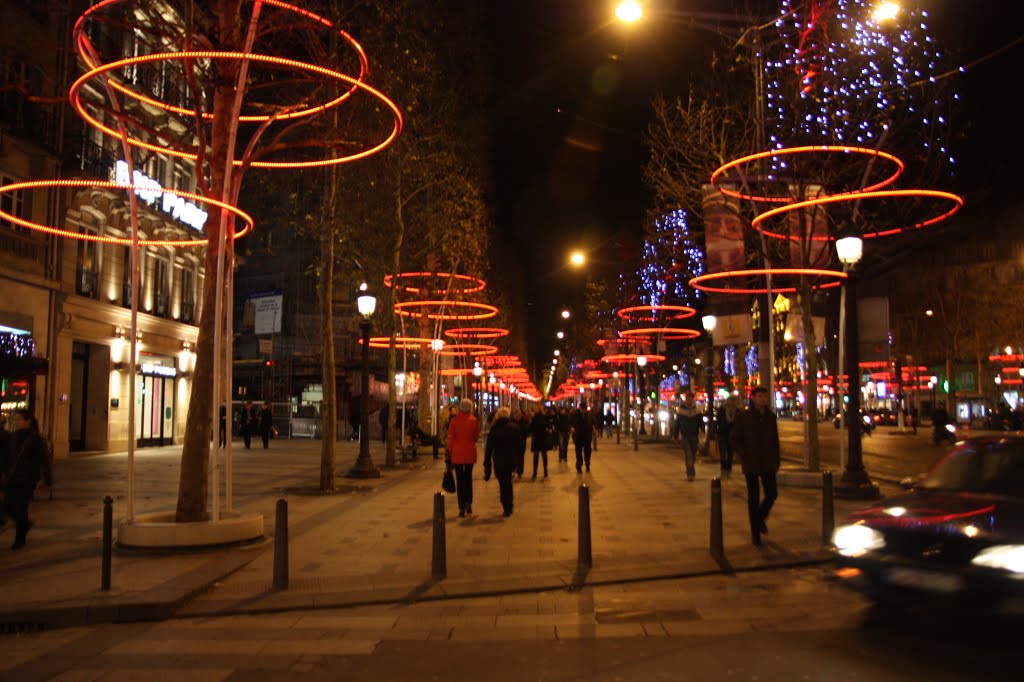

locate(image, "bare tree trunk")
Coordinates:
175 0 243 522
384 189 405 468
319 166 338 491
799 285 820 471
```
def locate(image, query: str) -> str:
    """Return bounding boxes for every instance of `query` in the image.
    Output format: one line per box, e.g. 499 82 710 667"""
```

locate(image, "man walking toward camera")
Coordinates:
730 386 780 546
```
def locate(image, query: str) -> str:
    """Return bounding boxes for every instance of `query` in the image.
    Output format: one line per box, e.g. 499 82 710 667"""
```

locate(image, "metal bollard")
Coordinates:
710 478 723 557
101 496 113 591
432 492 447 579
273 499 288 591
822 470 835 545
577 484 592 569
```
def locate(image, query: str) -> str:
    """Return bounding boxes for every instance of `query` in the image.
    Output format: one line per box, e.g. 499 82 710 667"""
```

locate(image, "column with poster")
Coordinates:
702 185 753 397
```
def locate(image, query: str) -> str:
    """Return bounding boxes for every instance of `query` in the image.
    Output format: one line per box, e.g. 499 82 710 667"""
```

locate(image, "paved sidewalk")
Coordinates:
0 434 887 631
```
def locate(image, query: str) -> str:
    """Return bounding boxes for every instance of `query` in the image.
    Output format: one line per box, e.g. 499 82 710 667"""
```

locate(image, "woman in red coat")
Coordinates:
445 398 480 516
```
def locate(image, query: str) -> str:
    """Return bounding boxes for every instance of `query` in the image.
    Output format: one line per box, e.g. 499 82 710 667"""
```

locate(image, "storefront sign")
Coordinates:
140 362 177 378
114 160 208 231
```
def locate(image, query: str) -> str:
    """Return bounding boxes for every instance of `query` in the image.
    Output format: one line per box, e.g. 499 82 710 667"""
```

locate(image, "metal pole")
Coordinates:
432 492 447 579
577 484 592 569
273 499 288 590
822 470 835 545
101 496 113 591
348 319 380 477
710 478 723 557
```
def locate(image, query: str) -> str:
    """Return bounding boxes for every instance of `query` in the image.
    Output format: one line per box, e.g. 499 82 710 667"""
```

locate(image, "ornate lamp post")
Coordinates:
635 354 647 449
348 282 381 479
834 236 878 498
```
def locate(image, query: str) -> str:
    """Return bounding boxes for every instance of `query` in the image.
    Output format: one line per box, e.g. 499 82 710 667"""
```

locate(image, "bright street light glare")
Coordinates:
569 251 585 267
615 1 642 23
556 331 565 339
561 309 571 319
872 2 900 22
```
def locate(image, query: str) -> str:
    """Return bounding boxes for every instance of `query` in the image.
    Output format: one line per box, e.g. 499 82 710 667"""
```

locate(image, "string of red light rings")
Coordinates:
613 304 701 356
0 0 403 247
691 145 963 295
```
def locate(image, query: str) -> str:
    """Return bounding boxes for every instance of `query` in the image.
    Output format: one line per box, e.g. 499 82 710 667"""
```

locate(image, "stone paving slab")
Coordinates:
0 433 890 631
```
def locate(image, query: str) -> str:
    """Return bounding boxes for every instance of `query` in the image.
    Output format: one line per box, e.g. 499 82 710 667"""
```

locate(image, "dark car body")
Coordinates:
832 436 1024 611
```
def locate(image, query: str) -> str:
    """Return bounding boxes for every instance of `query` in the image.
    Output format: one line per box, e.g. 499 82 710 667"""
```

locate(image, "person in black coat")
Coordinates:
3 410 49 550
529 409 550 479
241 401 256 449
730 387 781 546
570 403 595 473
483 407 523 516
259 401 273 449
555 406 571 461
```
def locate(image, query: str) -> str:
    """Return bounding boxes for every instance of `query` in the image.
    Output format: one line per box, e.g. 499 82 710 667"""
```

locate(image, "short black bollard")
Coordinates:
273 499 288 591
822 470 835 545
577 484 592 569
432 492 447 579
101 496 113 591
710 478 723 557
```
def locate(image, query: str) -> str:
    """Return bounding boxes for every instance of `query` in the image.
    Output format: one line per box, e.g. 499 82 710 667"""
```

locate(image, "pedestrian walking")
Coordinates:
529 408 550 479
483 407 523 516
259 401 273 449
603 408 614 438
445 398 480 517
678 393 701 481
730 387 780 546
241 400 256 449
716 396 739 477
556 406 571 462
2 409 49 550
570 402 595 473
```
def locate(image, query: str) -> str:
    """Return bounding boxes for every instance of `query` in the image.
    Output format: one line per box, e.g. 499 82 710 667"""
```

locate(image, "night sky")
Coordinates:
485 1 1024 383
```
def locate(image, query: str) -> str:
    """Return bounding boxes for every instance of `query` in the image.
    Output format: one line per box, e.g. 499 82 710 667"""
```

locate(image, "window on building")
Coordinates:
76 236 100 298
180 266 195 324
0 173 27 232
153 256 169 317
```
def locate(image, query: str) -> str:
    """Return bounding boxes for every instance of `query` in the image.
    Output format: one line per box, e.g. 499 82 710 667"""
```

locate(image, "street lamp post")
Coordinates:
702 315 717 451
834 237 879 498
473 362 483 427
348 282 381 479
635 354 647 450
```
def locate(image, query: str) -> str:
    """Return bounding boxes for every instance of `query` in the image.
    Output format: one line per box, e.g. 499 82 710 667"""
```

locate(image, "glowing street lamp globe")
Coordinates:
615 0 643 23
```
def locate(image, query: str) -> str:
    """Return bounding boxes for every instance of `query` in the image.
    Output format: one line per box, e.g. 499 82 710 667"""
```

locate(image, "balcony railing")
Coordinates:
75 137 118 181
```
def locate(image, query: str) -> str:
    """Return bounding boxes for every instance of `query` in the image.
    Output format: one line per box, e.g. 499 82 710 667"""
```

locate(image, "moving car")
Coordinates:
832 436 1024 611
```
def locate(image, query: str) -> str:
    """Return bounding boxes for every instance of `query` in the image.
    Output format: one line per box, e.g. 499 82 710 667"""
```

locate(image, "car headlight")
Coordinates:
971 545 1024 574
832 523 885 557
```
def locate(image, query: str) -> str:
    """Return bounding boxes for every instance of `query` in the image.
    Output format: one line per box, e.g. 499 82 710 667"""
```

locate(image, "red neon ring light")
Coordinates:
70 51 403 169
601 354 666 364
481 355 521 367
619 327 701 340
689 268 846 295
0 179 253 246
383 272 487 295
440 368 478 376
361 336 434 348
750 190 965 240
437 344 499 357
74 0 370 124
393 300 498 321
617 304 697 321
710 146 905 204
445 327 509 339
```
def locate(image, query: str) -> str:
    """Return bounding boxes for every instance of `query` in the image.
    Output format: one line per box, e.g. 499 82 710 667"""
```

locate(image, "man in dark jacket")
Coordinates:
483 407 523 516
570 403 595 473
730 387 780 546
555 406 571 461
3 410 48 549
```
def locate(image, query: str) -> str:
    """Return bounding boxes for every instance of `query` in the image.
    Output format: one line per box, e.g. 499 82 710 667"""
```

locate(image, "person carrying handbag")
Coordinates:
2 410 48 550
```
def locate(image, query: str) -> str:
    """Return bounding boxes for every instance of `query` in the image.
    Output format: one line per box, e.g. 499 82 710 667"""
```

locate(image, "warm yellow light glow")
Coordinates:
569 251 585 267
873 2 900 22
615 1 643 22
561 309 571 319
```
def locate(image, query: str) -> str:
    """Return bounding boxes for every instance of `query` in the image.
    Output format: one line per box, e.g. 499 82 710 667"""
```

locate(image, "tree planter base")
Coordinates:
117 512 264 549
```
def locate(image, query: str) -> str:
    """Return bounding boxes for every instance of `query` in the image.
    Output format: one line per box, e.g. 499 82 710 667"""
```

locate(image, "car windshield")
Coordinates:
920 441 1024 496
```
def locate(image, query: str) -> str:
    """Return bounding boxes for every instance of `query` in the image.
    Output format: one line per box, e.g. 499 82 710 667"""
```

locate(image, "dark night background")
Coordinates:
483 0 1024 384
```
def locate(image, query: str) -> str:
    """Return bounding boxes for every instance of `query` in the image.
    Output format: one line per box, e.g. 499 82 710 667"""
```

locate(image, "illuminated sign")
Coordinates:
140 363 177 378
114 161 208 231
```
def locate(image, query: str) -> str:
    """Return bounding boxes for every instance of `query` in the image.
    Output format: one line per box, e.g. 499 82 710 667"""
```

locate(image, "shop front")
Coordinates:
135 354 177 446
